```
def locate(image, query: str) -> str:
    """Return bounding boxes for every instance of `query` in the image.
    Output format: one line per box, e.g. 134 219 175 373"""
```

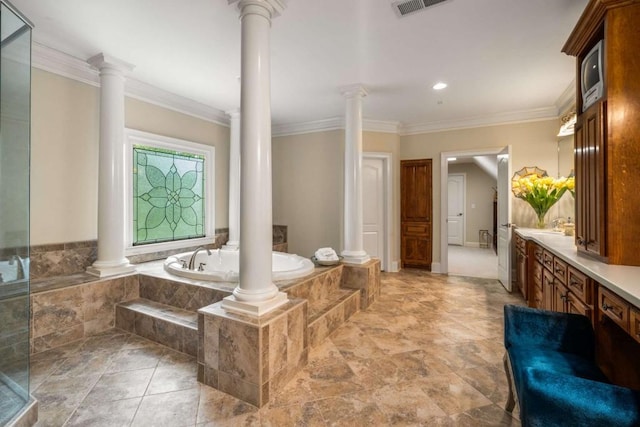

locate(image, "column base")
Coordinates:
340 250 371 265
87 260 136 278
221 292 288 316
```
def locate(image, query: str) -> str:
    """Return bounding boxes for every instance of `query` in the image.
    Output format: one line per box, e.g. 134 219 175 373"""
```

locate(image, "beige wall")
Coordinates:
448 163 496 245
400 119 561 265
31 69 100 244
273 130 344 258
30 69 230 245
272 130 401 267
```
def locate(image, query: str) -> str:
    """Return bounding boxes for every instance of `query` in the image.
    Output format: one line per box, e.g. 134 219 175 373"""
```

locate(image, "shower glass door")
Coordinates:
0 1 32 424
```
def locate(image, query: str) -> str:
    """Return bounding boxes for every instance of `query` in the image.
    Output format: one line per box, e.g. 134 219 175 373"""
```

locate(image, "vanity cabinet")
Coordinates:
525 241 593 323
563 0 640 266
515 229 640 388
514 234 528 300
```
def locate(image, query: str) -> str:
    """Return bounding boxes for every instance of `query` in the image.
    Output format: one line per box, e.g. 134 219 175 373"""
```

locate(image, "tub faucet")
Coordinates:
9 255 26 280
188 246 212 270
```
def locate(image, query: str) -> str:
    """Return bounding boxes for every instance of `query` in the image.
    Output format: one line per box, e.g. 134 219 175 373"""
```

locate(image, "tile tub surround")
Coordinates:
273 225 287 245
29 226 288 279
198 299 308 407
29 272 523 426
30 241 97 280
30 275 140 354
340 259 382 309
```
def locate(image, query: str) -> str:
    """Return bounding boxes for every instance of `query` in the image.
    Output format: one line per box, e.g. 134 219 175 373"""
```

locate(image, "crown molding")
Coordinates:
32 42 229 127
363 119 401 134
272 117 400 137
272 117 344 137
398 106 559 135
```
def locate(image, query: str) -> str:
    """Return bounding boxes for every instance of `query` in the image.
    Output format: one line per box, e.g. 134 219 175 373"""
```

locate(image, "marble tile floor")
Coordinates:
30 270 524 426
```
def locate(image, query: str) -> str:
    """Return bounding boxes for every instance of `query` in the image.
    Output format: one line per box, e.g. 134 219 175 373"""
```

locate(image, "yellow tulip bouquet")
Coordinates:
512 169 575 228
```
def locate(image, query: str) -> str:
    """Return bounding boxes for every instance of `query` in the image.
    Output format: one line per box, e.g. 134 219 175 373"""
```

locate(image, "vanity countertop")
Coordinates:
515 228 640 308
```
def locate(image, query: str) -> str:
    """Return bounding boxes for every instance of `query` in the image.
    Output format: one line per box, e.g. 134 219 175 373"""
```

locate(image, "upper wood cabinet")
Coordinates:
563 0 640 266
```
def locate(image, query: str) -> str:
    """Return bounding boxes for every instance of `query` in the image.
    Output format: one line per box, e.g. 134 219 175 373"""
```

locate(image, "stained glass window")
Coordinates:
133 145 205 245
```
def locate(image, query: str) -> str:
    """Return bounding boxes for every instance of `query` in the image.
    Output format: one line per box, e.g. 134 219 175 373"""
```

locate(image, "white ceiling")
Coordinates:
10 0 588 130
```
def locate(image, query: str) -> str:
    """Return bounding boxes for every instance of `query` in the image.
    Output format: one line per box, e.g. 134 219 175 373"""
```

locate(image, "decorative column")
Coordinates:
222 0 287 316
86 53 136 277
223 109 241 250
341 84 371 264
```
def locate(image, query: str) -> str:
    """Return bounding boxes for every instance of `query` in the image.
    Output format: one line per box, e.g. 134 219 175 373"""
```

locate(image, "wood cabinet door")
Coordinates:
516 249 527 300
542 268 555 311
575 102 607 258
401 159 432 269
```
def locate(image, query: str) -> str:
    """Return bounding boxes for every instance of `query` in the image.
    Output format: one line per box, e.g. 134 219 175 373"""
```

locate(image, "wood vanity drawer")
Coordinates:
567 267 593 305
515 235 527 253
532 244 544 264
542 250 554 271
599 287 630 332
567 292 593 321
553 257 568 285
631 308 640 344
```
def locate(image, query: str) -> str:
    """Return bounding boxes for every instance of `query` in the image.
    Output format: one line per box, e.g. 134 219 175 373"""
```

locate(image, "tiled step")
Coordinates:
282 265 343 308
138 274 230 311
116 298 198 356
307 288 360 348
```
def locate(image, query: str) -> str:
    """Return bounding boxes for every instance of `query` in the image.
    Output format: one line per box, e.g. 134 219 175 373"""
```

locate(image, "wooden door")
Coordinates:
401 159 432 269
447 174 464 246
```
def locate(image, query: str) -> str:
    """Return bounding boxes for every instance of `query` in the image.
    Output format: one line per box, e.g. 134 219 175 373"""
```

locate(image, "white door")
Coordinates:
497 147 512 291
447 174 465 246
363 157 385 268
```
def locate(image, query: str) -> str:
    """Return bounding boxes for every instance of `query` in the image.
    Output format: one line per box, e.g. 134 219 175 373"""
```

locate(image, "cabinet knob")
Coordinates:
602 302 610 311
576 237 584 245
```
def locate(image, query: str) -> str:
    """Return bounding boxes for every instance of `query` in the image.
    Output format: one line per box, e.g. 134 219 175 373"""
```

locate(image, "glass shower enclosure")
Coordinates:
0 0 33 425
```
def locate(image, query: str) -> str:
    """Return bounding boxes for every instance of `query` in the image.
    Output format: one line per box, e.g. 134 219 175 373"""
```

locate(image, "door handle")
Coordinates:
501 223 512 227
458 213 463 216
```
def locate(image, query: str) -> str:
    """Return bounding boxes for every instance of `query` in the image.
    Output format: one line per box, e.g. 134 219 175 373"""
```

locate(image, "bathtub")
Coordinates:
163 249 315 282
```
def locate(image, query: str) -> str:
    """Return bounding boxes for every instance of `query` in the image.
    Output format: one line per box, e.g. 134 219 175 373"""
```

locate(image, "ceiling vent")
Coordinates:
392 0 449 17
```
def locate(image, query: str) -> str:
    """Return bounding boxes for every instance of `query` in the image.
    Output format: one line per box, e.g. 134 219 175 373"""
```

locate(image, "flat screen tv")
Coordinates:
581 40 604 112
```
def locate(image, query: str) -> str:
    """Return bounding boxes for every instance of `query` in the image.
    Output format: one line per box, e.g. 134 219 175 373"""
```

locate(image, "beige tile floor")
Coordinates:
30 270 524 426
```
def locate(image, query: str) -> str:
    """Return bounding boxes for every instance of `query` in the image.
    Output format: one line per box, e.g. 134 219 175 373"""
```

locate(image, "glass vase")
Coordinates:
536 211 547 229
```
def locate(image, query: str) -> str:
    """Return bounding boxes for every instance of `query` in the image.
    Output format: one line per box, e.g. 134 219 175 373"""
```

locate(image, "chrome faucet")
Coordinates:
188 246 212 270
9 255 26 280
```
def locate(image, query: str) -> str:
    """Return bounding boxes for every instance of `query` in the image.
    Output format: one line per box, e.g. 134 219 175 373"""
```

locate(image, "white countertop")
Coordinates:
515 228 640 309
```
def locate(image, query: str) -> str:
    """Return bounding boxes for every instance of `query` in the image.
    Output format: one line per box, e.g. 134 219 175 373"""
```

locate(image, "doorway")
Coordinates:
440 148 511 288
363 152 392 272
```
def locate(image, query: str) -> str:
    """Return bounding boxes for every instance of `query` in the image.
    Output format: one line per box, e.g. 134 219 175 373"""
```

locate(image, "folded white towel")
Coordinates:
315 247 339 262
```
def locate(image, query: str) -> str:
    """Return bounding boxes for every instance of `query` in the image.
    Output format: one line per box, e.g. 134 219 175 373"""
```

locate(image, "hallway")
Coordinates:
448 245 499 280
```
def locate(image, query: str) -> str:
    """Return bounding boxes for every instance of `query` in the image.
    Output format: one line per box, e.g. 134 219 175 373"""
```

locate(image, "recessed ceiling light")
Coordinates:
433 82 447 90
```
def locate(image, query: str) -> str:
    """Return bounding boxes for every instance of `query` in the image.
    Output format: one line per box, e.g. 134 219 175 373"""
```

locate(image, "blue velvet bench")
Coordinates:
503 304 640 427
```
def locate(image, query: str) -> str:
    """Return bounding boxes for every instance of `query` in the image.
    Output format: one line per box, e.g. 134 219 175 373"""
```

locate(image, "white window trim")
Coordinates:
124 128 215 256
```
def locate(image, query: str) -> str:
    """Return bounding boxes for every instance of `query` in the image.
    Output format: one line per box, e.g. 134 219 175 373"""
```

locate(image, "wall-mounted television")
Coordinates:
581 40 604 112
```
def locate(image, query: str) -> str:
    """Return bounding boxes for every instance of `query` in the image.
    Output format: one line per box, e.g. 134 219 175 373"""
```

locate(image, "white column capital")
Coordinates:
228 0 286 18
340 84 368 99
87 53 134 75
